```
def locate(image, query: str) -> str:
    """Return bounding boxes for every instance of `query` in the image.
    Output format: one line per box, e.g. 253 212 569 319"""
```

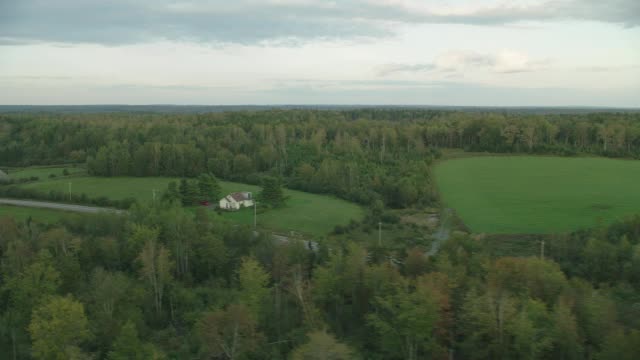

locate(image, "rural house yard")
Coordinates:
16 175 364 237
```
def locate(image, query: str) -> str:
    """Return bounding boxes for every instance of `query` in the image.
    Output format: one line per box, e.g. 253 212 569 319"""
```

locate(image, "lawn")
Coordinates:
20 176 364 237
433 156 640 234
0 205 76 223
7 166 86 180
22 176 261 202
221 191 364 237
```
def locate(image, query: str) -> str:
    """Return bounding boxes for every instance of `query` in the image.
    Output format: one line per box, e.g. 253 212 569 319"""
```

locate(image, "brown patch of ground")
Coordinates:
401 213 439 229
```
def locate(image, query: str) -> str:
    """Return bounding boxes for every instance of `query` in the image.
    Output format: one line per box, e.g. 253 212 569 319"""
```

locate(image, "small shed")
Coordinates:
0 169 9 182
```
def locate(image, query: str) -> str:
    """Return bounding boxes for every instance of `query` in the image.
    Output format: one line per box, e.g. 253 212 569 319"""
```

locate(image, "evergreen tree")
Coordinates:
178 179 200 206
162 181 181 203
259 176 285 208
197 173 221 201
178 179 189 204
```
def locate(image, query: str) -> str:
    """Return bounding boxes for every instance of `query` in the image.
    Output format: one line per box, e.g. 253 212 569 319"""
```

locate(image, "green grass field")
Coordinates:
434 156 640 234
18 176 363 237
0 205 76 223
221 191 363 237
7 166 85 180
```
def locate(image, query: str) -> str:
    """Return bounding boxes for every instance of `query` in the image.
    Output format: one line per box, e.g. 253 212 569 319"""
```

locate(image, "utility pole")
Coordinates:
540 239 545 260
68 182 72 200
378 221 382 246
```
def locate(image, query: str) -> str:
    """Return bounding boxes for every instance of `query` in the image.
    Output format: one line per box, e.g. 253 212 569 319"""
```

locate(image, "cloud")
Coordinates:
377 50 550 76
577 64 640 72
0 0 638 45
245 78 640 107
0 75 73 80
377 63 437 76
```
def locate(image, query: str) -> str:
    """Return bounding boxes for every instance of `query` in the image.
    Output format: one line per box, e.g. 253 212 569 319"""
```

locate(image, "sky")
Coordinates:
0 0 639 106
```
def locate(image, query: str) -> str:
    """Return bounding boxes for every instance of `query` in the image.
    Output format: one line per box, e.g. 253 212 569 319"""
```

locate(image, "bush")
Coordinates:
381 212 400 224
49 174 57 178
332 225 346 235
62 169 70 176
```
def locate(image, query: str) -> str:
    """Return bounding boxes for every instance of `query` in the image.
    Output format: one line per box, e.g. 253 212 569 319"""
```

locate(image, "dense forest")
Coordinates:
1 109 640 359
2 109 640 208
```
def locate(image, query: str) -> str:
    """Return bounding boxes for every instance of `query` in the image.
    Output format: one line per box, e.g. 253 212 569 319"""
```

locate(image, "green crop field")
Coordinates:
434 156 640 234
0 205 76 223
18 176 364 237
7 166 86 180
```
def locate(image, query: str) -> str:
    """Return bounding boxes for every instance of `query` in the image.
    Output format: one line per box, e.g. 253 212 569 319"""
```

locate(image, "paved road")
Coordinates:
0 198 124 214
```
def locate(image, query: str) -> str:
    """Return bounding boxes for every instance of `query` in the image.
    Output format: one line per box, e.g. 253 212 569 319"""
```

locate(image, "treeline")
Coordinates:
1 202 639 359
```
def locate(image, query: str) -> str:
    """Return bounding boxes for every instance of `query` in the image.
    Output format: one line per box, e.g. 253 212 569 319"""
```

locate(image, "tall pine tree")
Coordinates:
259 176 285 208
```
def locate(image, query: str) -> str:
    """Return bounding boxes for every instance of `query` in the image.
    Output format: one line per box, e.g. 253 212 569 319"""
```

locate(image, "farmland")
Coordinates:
434 156 640 234
16 175 364 237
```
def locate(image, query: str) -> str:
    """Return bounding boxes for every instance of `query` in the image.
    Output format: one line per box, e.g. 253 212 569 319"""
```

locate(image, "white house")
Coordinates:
219 192 254 211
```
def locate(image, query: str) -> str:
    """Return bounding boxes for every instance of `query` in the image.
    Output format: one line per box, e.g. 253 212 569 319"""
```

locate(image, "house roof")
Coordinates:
230 192 251 202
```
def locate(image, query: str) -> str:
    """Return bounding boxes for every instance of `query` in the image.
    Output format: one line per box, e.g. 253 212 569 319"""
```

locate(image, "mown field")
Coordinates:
7 166 86 179
16 176 364 237
220 191 364 237
434 156 640 234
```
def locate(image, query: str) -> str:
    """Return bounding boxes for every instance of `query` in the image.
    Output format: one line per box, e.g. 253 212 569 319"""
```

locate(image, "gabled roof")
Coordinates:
230 192 251 202
221 192 252 203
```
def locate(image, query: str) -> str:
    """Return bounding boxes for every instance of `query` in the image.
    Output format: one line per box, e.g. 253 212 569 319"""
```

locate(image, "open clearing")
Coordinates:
7 166 86 180
17 176 364 237
434 156 640 234
220 191 363 237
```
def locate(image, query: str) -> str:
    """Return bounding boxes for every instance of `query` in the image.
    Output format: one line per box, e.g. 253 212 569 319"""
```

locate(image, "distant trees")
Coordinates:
7 109 639 209
3 109 640 359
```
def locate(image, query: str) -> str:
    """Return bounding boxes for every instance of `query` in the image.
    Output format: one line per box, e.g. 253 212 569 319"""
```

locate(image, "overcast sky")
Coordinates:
1 0 638 106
